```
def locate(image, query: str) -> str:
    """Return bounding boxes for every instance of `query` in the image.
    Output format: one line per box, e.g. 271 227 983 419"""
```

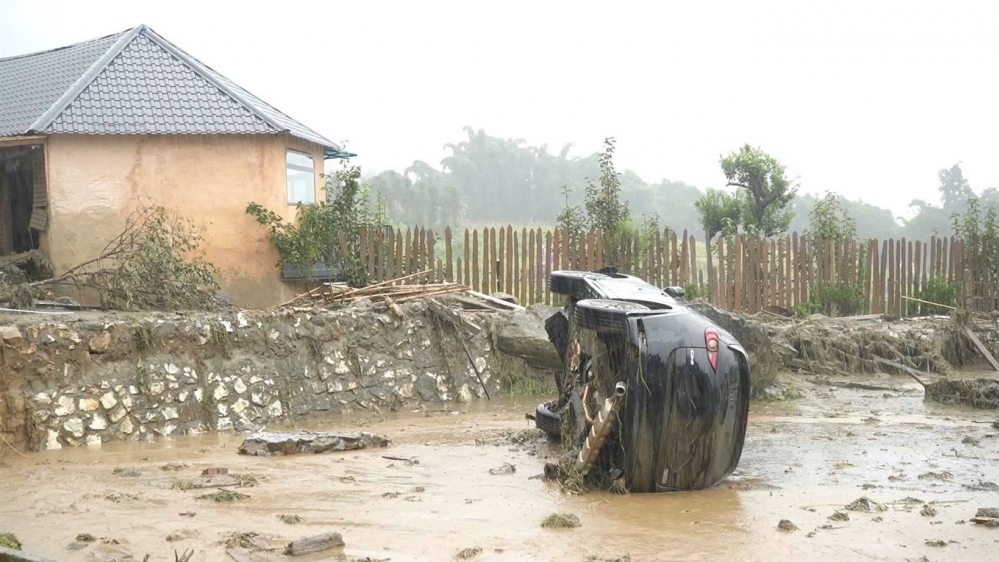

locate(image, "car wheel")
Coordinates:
574 299 650 333
534 400 562 440
550 270 604 299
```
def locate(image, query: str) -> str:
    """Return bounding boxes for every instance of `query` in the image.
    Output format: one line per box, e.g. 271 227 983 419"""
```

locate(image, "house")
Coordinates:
0 24 352 307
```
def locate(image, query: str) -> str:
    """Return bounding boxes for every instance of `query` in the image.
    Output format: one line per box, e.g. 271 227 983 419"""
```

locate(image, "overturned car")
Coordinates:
534 269 751 492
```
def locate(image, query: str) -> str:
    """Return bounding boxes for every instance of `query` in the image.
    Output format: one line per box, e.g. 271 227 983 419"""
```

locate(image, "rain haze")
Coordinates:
2 0 997 220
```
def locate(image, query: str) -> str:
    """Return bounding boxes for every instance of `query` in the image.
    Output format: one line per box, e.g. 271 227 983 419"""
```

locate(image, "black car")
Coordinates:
535 269 751 492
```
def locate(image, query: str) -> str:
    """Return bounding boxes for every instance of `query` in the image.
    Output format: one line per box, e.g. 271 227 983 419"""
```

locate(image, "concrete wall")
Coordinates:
41 134 324 308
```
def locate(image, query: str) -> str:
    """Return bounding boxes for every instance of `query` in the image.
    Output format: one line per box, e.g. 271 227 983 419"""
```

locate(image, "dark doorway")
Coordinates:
1 147 42 254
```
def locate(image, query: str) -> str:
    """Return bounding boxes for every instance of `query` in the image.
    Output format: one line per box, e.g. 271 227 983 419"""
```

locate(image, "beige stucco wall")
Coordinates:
42 134 324 308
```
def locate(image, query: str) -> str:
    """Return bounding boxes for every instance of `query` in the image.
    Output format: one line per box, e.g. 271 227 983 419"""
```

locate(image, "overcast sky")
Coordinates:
2 0 997 218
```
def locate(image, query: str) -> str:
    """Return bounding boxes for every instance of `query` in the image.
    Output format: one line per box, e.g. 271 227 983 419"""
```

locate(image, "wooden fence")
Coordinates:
354 225 998 317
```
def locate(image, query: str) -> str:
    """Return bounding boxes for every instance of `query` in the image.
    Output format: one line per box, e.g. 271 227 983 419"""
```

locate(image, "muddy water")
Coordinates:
2 374 998 562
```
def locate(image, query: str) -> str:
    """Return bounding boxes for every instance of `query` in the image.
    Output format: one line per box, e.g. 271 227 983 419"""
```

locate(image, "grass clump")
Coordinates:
0 532 21 550
222 532 260 549
541 512 581 529
232 473 259 488
196 489 249 503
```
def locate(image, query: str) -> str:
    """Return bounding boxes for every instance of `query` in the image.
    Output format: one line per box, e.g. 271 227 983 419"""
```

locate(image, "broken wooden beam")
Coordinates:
870 356 930 387
466 290 525 311
237 431 389 457
962 326 999 372
284 532 345 556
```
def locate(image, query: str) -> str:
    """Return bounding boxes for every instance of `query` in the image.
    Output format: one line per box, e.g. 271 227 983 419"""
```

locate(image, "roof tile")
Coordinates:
0 25 343 155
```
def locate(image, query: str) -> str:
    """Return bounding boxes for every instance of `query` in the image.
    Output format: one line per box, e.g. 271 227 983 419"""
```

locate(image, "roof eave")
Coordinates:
325 148 356 160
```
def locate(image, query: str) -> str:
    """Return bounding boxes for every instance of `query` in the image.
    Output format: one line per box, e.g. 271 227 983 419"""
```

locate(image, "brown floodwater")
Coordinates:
1 373 997 562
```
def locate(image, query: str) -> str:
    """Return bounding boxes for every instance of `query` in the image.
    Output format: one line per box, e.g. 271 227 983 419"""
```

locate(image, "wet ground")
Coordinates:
1 373 997 562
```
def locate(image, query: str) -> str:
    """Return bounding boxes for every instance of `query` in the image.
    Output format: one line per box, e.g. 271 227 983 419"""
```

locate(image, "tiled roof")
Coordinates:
0 25 348 157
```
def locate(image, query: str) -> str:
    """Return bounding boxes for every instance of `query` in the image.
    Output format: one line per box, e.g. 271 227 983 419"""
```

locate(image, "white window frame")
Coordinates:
286 149 316 205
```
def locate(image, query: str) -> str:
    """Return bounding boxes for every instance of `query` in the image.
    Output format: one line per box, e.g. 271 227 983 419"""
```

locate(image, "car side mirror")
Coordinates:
664 286 685 298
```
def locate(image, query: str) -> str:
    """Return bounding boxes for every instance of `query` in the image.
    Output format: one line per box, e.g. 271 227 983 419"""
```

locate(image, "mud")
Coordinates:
2 372 998 562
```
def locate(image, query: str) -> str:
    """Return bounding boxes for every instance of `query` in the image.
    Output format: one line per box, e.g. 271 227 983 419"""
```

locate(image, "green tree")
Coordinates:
807 192 856 241
694 189 742 238
583 137 630 234
938 163 974 210
720 144 797 236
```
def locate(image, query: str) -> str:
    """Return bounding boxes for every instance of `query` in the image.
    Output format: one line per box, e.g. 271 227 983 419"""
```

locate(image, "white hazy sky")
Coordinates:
2 0 997 218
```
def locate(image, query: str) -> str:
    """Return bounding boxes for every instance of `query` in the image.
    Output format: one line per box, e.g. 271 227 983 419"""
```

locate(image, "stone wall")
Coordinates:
0 301 509 452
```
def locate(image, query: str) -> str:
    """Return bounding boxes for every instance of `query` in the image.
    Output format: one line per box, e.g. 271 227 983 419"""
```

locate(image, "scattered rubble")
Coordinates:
846 497 887 512
918 471 953 482
777 519 799 531
455 547 483 560
921 505 939 517
488 463 516 475
828 511 850 522
284 532 344 556
279 514 303 525
237 431 389 456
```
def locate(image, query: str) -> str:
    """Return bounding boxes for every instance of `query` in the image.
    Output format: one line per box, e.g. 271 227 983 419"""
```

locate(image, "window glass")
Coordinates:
286 150 315 204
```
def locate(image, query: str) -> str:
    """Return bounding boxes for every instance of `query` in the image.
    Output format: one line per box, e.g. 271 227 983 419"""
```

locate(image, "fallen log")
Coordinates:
237 431 389 457
284 532 345 556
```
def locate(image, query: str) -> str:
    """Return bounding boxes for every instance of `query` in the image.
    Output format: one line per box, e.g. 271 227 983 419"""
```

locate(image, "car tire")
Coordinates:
534 400 562 440
574 299 650 332
550 271 604 299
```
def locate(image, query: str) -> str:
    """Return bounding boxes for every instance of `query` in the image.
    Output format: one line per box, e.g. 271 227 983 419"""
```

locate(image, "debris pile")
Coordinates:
0 204 227 312
277 268 526 314
237 430 390 456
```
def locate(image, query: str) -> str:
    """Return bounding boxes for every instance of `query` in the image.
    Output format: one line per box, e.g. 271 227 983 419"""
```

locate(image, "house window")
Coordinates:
286 150 315 204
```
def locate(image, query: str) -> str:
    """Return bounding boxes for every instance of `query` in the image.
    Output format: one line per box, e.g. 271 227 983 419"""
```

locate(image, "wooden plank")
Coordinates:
871 240 884 314
879 240 888 315
520 228 534 305
513 230 521 302
490 227 498 293
716 235 726 309
359 225 370 279
963 326 999 372
489 227 504 293
396 227 405 278
891 239 898 315
791 231 799 308
535 228 543 303
376 226 386 282
445 227 454 282
528 229 536 303
734 235 743 312
904 239 912 316
505 226 514 292
670 231 679 285
467 290 526 311
463 229 471 288
545 231 553 305
585 230 595 272
471 229 480 293
913 240 922 312
689 233 697 291
386 228 396 281
863 239 873 313
705 232 715 305
428 229 437 282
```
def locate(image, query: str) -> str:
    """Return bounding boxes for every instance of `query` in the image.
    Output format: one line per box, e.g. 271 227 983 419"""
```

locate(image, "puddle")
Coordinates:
1 376 998 561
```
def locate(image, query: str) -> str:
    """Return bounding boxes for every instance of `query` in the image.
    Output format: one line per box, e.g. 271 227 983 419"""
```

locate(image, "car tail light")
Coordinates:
705 327 719 371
